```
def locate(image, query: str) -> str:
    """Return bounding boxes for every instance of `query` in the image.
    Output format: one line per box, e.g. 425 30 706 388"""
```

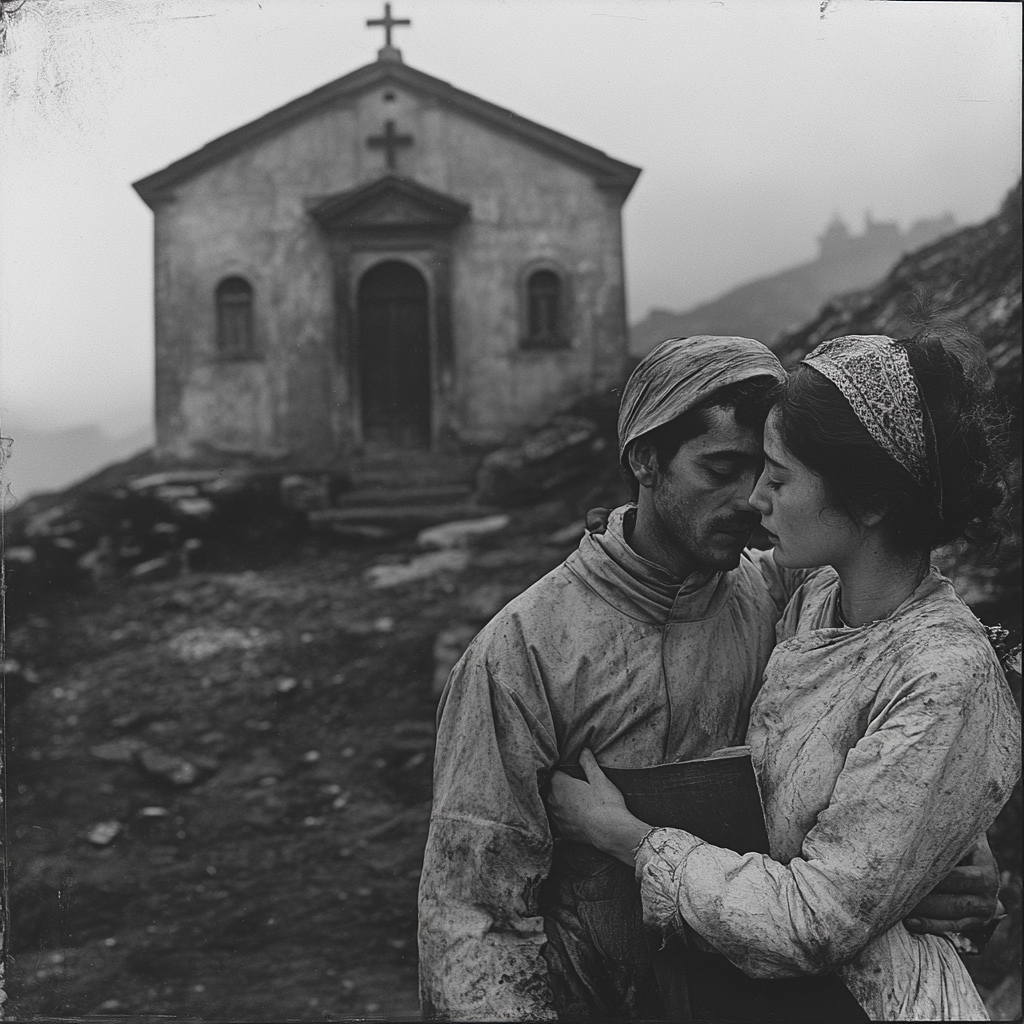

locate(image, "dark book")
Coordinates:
559 746 770 854
554 747 869 1023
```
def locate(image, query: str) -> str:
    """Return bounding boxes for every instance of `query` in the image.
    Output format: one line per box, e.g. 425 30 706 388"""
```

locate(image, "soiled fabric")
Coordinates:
617 335 786 466
636 567 1022 1022
418 506 804 1020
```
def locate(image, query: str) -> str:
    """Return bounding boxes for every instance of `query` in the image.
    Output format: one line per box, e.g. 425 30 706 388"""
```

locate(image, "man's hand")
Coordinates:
904 834 1003 937
585 507 613 535
547 749 650 866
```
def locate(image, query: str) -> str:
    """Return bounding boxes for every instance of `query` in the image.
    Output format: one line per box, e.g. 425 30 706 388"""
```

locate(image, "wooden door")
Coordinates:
357 260 431 447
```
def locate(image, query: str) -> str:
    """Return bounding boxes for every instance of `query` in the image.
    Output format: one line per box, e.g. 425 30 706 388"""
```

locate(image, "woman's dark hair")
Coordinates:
778 323 1009 552
623 375 785 498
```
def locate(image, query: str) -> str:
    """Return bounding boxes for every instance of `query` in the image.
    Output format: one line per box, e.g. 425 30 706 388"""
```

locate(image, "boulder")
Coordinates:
475 416 609 506
416 514 510 550
3 658 41 706
129 555 178 581
305 514 397 544
280 474 332 512
5 545 36 564
310 503 495 535
89 738 149 763
365 549 470 589
212 749 285 788
167 625 273 662
136 747 215 786
87 821 122 846
546 522 586 546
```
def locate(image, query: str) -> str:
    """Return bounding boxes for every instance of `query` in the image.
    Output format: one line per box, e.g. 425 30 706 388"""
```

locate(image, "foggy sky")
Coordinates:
0 0 1020 434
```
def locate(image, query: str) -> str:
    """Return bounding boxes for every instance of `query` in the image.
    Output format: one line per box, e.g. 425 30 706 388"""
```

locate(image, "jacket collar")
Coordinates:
565 505 723 623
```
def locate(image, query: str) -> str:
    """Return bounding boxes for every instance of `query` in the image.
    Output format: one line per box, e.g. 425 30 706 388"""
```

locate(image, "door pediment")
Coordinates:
308 175 470 233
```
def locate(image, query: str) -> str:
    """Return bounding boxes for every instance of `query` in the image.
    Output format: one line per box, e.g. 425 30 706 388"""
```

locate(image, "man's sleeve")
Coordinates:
418 633 561 1021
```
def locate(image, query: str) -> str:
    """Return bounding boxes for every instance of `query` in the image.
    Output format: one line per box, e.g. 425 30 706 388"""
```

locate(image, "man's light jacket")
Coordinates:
417 506 799 1019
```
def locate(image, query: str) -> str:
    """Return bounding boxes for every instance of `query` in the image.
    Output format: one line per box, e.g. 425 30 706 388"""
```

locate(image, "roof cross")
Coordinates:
367 3 410 49
367 120 414 170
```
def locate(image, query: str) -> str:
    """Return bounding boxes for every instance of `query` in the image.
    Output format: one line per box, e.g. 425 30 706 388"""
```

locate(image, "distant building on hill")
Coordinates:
630 208 960 357
818 211 956 264
132 7 640 467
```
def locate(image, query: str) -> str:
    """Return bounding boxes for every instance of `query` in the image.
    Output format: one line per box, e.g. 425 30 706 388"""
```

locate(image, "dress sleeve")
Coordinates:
418 634 561 1020
634 660 1021 980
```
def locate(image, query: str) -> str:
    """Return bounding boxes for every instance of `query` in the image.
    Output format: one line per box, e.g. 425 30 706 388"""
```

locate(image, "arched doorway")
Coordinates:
357 260 431 447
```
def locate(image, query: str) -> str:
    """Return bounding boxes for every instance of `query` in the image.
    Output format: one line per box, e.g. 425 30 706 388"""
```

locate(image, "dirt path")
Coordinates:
3 517 1020 1019
3 521 571 1019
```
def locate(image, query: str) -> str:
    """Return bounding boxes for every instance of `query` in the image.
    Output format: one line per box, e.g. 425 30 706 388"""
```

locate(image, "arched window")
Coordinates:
523 269 567 349
216 277 255 357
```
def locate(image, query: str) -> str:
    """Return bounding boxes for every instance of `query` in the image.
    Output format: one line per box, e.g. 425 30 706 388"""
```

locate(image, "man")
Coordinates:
418 336 1000 1021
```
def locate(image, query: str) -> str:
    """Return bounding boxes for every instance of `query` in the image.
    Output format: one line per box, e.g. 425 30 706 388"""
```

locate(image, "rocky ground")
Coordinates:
2 494 596 1019
1 424 1020 1019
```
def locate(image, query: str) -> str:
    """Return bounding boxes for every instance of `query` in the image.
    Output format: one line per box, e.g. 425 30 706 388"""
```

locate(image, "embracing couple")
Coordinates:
418 328 1020 1021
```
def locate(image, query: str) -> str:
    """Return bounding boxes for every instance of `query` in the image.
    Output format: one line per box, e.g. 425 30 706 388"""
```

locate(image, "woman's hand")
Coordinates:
547 749 653 866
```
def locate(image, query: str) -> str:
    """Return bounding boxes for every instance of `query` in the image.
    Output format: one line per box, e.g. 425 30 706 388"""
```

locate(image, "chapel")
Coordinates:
133 5 640 467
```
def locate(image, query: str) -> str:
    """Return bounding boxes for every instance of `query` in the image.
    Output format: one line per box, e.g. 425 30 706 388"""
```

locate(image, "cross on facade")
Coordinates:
367 3 410 49
367 120 414 170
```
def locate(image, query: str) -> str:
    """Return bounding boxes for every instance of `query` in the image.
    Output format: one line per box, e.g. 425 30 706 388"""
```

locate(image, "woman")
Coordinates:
548 328 1021 1021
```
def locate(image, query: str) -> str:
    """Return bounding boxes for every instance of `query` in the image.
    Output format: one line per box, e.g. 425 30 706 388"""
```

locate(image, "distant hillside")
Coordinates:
631 212 956 356
773 181 1021 406
775 180 1022 625
1 421 154 503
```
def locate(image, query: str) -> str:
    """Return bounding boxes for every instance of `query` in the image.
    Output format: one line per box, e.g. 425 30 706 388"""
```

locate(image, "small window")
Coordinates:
216 277 255 357
523 269 567 349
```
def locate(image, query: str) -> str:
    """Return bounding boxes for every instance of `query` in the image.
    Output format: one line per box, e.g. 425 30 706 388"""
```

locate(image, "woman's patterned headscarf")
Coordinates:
800 335 929 487
617 336 786 466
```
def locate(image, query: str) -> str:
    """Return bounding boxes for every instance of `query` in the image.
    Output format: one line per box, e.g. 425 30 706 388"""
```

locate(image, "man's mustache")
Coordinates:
715 515 761 533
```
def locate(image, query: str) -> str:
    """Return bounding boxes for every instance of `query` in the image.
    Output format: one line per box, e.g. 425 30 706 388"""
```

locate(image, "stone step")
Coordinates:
333 484 474 509
347 445 484 490
351 469 480 490
309 502 503 532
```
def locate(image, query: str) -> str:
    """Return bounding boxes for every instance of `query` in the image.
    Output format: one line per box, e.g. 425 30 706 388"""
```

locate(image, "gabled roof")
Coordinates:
132 59 641 208
307 175 471 232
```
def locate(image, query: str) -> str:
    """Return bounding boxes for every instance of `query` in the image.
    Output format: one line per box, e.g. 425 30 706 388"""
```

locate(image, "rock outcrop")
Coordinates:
474 391 628 507
773 181 1021 419
630 212 959 357
774 180 1022 624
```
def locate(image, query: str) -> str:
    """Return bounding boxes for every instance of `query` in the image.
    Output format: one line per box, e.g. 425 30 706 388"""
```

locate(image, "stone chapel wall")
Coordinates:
151 80 630 462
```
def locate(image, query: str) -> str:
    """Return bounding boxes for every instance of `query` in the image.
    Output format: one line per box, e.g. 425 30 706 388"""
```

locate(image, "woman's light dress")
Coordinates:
635 567 1021 1021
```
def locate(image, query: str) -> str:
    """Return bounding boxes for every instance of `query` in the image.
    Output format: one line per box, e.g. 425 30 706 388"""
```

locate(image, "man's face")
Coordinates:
649 406 765 572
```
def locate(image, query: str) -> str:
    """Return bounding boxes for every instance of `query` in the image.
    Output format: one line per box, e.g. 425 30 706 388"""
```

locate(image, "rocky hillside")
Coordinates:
629 213 957 357
2 419 154 503
3 460 1019 1020
776 181 1022 612
1 186 1018 1021
1 500 599 1019
774 180 1021 409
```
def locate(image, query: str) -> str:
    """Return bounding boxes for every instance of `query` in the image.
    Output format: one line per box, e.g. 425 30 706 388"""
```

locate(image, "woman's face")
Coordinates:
750 407 862 569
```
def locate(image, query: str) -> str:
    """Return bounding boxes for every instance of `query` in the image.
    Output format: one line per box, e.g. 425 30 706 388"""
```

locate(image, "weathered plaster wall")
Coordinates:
153 70 631 461
391 87 630 441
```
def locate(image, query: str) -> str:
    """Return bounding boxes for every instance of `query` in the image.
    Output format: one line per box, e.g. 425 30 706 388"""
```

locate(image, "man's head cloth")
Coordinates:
617 335 787 467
